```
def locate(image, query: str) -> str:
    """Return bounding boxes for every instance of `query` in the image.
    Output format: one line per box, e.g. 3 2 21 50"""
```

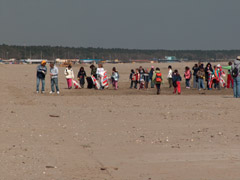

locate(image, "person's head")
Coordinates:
217 64 221 69
136 68 139 73
194 64 198 68
214 65 217 69
200 67 204 71
207 63 211 67
112 67 116 72
168 65 172 69
185 66 189 71
151 66 154 70
228 61 232 66
174 69 178 74
90 64 95 69
80 66 84 71
68 64 72 69
98 64 103 68
156 67 160 71
50 62 54 68
131 69 134 73
237 56 240 60
41 60 47 66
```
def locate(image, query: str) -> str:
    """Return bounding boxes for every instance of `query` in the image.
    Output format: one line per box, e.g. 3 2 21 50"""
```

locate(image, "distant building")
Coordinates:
24 59 47 64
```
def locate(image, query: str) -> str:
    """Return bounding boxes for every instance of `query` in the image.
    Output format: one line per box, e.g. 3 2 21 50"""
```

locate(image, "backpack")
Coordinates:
156 73 162 82
232 64 239 78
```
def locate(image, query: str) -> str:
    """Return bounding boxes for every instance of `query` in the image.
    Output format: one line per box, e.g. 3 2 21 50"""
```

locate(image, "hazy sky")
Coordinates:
0 0 239 50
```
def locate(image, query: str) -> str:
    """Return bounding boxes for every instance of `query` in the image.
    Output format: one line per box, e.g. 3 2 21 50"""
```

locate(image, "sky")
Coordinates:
0 0 240 50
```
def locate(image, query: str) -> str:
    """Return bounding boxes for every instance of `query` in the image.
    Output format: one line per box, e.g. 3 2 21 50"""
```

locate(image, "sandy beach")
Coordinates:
1 63 240 180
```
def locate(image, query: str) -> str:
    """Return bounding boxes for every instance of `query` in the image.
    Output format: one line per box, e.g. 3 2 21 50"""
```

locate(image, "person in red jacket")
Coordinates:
134 69 140 89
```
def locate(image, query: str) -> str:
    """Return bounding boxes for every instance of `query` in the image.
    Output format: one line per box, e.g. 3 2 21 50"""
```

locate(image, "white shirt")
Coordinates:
167 69 172 79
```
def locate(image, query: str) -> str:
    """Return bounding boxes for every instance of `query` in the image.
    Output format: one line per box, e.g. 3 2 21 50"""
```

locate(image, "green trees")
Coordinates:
0 44 239 61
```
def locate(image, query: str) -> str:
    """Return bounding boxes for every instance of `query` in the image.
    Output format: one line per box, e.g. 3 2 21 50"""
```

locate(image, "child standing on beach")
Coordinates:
64 64 74 89
134 69 140 89
184 66 191 89
111 67 119 90
129 69 135 88
172 69 182 94
197 67 205 90
152 67 163 94
167 65 173 88
77 67 86 88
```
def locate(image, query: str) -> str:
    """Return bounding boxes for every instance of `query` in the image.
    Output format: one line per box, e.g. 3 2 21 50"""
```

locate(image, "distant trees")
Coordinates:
0 44 239 61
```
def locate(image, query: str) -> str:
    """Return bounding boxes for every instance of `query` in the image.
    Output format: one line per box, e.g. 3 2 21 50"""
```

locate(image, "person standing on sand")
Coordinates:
64 64 74 89
77 67 87 88
111 67 119 90
167 65 173 88
129 69 135 88
152 67 163 94
205 63 213 90
192 64 199 89
222 62 234 88
36 60 47 93
231 56 240 98
184 66 191 89
149 66 155 88
134 68 140 89
90 64 97 79
172 69 182 95
49 62 60 94
197 67 205 91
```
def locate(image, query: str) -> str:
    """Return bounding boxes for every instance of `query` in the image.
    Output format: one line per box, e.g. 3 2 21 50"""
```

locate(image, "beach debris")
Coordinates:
100 167 107 171
171 144 180 149
218 132 223 135
45 166 56 169
49 115 60 118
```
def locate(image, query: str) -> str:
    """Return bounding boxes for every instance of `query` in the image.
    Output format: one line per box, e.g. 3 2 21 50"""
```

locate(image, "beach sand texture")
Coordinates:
0 63 240 180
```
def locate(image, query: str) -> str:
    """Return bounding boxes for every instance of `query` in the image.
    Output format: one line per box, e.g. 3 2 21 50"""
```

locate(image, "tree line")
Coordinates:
0 44 240 61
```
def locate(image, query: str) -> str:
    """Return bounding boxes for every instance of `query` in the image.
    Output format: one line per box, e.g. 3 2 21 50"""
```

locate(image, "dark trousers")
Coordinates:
168 78 172 88
134 81 139 89
130 80 134 88
156 83 161 94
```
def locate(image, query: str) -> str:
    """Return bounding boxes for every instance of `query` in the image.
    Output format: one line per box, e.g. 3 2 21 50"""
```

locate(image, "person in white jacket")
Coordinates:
64 64 74 89
167 65 173 88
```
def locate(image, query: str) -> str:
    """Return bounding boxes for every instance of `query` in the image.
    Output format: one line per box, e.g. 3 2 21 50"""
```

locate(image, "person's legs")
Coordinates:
134 81 138 89
156 84 160 94
198 79 201 90
233 78 237 98
193 76 196 88
236 77 240 98
177 81 181 94
231 76 234 88
151 80 155 88
227 74 231 88
41 79 45 92
67 79 72 89
201 79 205 89
36 77 40 92
55 78 59 92
130 80 133 88
115 81 118 90
51 79 55 92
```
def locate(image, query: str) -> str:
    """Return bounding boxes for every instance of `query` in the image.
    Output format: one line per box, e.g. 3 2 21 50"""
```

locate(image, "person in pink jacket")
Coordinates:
184 66 191 89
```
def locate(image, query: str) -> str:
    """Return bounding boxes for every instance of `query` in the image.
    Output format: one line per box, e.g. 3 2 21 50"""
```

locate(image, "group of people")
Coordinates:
36 62 120 94
36 56 240 98
129 65 182 95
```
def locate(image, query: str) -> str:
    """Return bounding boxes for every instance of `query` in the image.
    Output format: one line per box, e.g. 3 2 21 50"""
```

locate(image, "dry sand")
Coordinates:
0 63 240 180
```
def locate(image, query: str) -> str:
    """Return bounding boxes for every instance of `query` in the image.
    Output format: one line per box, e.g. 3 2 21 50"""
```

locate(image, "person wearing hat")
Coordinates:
231 56 240 98
36 60 47 93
